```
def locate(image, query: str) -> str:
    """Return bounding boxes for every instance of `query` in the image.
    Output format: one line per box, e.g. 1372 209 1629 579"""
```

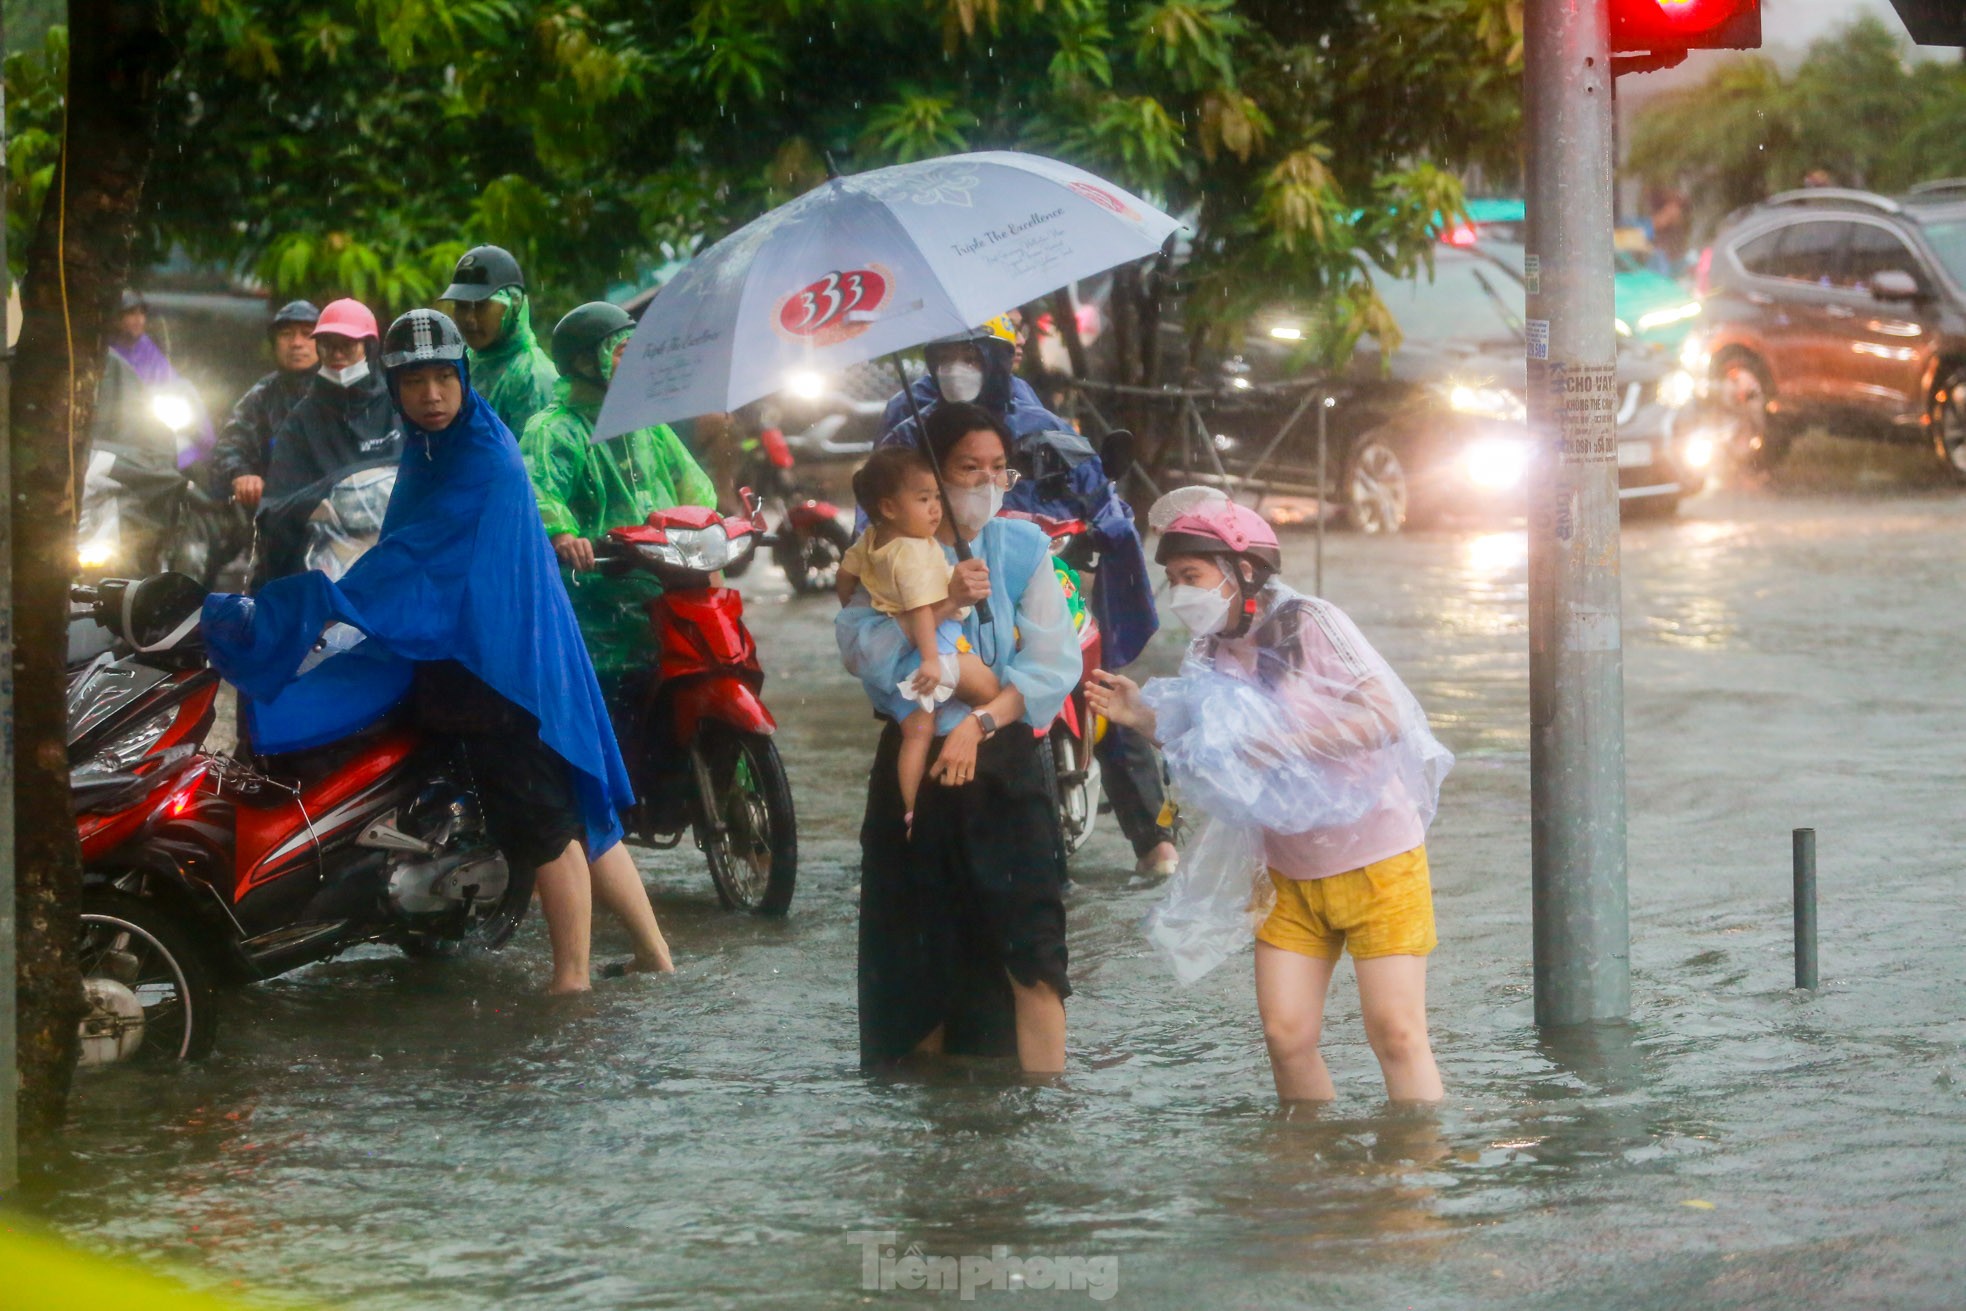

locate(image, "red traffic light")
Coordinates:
1611 0 1760 53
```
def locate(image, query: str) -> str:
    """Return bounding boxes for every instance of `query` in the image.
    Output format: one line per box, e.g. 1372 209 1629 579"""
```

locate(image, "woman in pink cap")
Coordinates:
1087 489 1454 1103
256 297 404 585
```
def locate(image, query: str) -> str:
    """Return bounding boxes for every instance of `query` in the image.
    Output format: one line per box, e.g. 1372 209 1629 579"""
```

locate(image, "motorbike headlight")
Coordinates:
150 391 195 434
77 538 116 568
1681 434 1717 471
1464 437 1532 491
784 369 827 401
641 525 732 572
1636 301 1702 335
1448 385 1528 423
1657 369 1698 410
73 707 175 780
1614 318 1634 338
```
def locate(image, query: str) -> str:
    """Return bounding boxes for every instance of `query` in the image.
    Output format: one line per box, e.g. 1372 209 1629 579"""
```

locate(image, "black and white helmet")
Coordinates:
381 309 468 371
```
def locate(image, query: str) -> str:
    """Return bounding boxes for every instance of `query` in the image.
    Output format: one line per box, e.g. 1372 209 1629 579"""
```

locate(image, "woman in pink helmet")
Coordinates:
1087 489 1454 1103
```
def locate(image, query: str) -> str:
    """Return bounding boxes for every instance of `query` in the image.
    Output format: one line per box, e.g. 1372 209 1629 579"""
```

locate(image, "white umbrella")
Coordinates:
596 150 1184 439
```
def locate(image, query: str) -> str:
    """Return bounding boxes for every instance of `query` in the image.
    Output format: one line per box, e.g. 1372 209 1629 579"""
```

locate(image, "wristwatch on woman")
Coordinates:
971 709 998 738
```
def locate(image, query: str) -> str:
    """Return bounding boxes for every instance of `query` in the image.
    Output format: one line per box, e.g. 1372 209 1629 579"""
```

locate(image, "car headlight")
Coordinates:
640 524 732 572
784 369 826 401
1448 385 1528 423
1636 301 1701 334
1681 434 1716 471
77 538 116 568
1464 437 1532 491
1677 332 1709 373
1657 369 1697 410
1267 324 1304 341
150 391 195 433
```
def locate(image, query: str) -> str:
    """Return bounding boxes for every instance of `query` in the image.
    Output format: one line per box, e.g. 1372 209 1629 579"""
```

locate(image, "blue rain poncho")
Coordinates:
1138 579 1453 982
201 360 633 856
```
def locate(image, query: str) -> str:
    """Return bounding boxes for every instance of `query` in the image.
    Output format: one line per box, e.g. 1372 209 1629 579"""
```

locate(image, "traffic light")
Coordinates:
1610 0 1760 53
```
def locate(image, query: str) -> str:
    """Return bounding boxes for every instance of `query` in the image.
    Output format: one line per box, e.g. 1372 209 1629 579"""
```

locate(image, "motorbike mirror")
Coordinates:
739 485 767 532
1870 269 1921 302
1100 429 1137 484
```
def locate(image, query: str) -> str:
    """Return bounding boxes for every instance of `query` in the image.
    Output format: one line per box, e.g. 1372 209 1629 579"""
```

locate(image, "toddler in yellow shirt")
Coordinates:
837 446 1000 827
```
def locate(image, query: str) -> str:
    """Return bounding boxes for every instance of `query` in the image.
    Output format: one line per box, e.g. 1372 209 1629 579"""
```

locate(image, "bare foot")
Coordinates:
546 978 592 996
1136 842 1179 877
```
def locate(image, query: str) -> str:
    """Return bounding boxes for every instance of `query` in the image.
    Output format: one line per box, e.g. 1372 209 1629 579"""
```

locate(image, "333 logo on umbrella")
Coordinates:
775 267 891 344
1067 180 1137 220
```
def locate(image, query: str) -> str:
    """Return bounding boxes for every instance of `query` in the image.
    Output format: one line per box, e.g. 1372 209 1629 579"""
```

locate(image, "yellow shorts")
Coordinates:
1255 846 1437 962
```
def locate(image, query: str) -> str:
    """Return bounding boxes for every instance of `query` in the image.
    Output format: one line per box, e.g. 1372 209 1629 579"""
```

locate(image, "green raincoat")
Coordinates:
470 289 560 438
522 377 718 685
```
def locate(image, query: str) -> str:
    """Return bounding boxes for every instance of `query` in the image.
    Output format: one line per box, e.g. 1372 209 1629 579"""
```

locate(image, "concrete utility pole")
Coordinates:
1523 0 1630 1027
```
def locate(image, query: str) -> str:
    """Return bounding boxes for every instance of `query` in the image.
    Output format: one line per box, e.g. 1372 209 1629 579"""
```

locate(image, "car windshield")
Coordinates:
1379 254 1525 346
1922 220 1966 288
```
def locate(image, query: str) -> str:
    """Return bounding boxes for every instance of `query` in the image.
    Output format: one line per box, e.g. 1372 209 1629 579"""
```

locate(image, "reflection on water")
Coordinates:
22 492 1966 1308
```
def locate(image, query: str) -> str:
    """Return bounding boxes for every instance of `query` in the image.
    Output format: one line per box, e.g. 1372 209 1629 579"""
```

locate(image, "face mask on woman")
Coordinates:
1167 577 1237 635
935 362 984 404
320 359 371 388
946 478 1004 533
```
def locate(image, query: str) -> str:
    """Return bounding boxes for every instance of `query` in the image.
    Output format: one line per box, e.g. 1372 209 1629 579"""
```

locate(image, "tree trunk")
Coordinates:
13 0 172 1154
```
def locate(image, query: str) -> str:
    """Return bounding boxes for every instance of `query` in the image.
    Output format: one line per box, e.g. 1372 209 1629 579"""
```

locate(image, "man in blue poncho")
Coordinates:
201 308 675 993
878 317 1179 876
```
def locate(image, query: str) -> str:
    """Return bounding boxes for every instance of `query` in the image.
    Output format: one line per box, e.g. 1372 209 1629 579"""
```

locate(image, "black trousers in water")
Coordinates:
857 722 1071 1067
1095 721 1175 857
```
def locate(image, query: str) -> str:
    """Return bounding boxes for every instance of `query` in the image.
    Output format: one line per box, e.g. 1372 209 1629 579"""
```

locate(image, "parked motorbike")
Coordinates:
591 496 798 914
722 420 853 596
68 574 533 1064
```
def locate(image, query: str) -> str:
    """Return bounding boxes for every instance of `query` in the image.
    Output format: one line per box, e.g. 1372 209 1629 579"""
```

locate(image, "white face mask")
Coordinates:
1167 579 1236 635
936 362 984 404
320 359 370 388
946 479 1004 533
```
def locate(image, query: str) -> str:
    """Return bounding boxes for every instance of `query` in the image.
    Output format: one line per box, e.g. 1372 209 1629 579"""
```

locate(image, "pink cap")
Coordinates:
312 298 379 341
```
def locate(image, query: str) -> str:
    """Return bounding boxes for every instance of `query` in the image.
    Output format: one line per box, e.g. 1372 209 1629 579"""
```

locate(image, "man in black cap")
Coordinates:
440 244 559 437
214 299 321 512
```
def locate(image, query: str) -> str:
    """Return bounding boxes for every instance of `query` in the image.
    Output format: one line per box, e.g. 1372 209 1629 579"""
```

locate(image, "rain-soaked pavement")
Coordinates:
24 442 1966 1308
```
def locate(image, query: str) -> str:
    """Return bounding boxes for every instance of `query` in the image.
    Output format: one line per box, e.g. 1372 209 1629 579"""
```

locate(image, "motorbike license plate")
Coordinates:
1616 441 1653 469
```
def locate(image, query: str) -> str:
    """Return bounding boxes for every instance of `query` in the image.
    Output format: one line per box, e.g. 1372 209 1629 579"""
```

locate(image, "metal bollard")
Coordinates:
1793 828 1818 990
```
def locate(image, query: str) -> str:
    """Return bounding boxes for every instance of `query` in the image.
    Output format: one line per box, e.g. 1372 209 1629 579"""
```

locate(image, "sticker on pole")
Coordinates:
1527 318 1550 360
1525 254 1541 296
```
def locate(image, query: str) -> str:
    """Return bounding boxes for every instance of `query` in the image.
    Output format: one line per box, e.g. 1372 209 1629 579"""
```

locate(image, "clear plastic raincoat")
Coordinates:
1140 579 1454 982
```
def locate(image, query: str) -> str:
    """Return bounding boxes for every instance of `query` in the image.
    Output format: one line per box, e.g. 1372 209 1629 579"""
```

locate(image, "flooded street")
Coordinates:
28 465 1966 1308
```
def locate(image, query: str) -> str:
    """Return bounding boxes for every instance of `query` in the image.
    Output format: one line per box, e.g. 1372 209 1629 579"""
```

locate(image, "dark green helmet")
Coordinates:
551 302 635 381
441 244 525 303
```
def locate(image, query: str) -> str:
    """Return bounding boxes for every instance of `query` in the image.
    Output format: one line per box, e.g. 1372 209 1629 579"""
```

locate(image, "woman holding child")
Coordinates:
836 403 1082 1074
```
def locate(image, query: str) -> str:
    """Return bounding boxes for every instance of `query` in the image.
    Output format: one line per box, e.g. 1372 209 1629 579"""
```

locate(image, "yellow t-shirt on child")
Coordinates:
842 530 971 618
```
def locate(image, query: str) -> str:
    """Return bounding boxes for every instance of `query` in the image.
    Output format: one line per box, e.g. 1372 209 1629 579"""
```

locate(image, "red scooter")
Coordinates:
592 496 798 915
1002 510 1106 862
68 575 532 1064
722 421 852 596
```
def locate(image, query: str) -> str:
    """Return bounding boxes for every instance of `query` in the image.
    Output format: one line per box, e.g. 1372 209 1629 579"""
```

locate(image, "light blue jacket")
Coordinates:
835 516 1079 733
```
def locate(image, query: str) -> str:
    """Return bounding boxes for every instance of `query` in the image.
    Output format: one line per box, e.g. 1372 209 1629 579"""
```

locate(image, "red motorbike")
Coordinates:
722 421 852 596
1003 510 1106 862
592 496 798 915
68 575 531 1064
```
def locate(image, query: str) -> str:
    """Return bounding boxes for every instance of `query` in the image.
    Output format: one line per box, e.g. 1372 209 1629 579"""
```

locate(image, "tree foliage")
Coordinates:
1629 15 1966 228
6 0 1523 371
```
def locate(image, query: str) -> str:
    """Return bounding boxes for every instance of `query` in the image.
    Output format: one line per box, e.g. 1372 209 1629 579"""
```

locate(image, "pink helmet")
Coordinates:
311 297 379 341
1154 491 1282 577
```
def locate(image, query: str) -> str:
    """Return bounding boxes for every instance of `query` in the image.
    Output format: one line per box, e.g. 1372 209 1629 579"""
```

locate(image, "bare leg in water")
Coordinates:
533 839 675 994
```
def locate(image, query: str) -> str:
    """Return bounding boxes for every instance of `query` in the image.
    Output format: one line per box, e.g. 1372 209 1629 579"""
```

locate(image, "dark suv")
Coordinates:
1686 185 1966 477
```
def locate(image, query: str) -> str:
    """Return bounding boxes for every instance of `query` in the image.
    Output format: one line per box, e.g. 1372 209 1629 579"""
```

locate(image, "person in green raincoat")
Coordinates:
441 244 560 437
522 301 718 714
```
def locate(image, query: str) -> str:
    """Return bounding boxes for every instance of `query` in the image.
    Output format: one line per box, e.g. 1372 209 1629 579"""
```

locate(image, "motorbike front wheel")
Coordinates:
78 889 220 1064
773 518 852 596
689 721 798 915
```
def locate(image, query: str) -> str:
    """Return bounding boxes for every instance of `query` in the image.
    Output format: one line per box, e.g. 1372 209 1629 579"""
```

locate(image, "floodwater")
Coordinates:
24 447 1966 1308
